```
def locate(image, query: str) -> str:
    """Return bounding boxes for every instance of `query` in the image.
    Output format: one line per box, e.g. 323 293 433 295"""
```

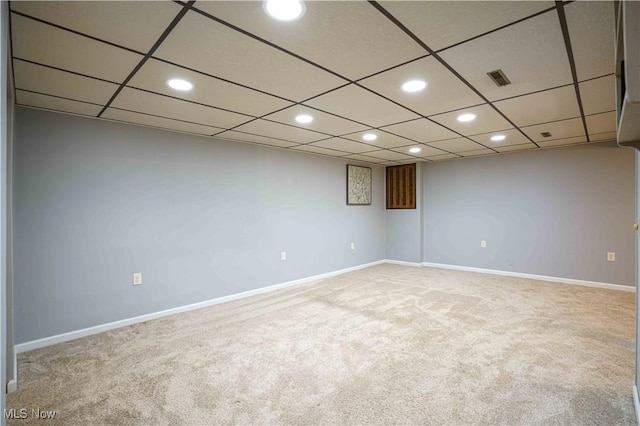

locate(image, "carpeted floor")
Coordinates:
7 264 637 425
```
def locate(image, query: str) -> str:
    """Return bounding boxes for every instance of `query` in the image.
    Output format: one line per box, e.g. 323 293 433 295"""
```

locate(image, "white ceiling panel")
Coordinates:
427 137 487 153
580 75 615 116
154 10 345 102
110 87 251 129
469 128 532 148
424 153 460 161
521 118 585 143
589 131 617 142
232 119 328 144
342 154 386 164
359 56 484 116
460 149 494 157
565 1 615 81
362 150 416 162
194 1 425 80
382 1 554 51
304 84 420 127
538 136 588 148
16 90 102 117
310 138 378 154
430 104 511 136
380 118 458 143
494 143 538 153
102 108 223 136
289 145 349 157
215 130 298 148
13 59 118 105
129 58 292 117
343 130 416 149
263 105 369 136
10 1 182 53
440 11 572 101
391 144 444 158
494 85 580 126
585 111 616 136
11 14 143 82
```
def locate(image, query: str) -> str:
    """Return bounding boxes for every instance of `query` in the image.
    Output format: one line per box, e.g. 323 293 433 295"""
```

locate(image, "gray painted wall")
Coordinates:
13 107 385 344
423 142 636 286
1 1 7 422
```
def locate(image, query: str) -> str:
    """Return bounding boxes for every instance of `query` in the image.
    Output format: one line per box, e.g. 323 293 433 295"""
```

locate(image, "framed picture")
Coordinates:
346 164 372 205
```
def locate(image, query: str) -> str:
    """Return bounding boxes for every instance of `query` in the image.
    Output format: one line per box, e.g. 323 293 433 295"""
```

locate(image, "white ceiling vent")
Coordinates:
487 69 511 87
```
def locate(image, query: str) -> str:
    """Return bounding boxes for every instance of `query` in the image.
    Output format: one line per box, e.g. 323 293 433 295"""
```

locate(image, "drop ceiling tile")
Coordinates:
11 1 182 53
262 105 368 136
425 153 460 161
521 118 585 143
460 149 495 157
11 14 143 82
382 1 554 51
494 143 538 153
194 1 425 80
13 59 118 105
289 145 349 157
427 137 487 153
342 154 386 164
102 108 222 136
362 150 416 162
359 56 484 116
343 130 416 149
304 84 420 127
538 136 588 148
589 131 617 142
154 10 345 102
440 11 572 101
110 87 251 129
232 119 328 144
580 75 615 115
391 144 444 158
380 118 458 143
469 128 532 148
585 111 616 135
430 104 511 136
215 130 298 148
494 85 580 126
129 58 292 117
16 90 102 116
565 1 615 81
310 138 378 154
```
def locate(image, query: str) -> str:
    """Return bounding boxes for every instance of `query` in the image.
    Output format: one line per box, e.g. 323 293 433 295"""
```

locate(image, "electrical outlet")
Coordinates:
281 251 287 261
133 272 142 286
480 240 487 248
607 252 616 262
351 242 356 250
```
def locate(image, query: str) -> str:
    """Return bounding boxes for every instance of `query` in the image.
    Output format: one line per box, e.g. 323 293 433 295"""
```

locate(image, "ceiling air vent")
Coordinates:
487 69 511 87
541 132 552 138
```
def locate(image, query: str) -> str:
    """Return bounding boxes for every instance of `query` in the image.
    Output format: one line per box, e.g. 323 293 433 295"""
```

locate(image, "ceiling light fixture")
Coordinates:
167 78 193 91
409 147 422 153
490 134 506 142
264 0 305 21
295 114 313 124
457 113 476 122
401 80 427 93
362 133 377 141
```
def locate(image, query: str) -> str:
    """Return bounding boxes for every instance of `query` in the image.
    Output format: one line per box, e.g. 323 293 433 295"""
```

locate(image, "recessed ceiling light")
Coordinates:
362 133 377 141
409 147 422 153
167 78 193 91
457 113 476 122
490 134 506 142
295 114 313 124
264 0 305 21
401 80 427 93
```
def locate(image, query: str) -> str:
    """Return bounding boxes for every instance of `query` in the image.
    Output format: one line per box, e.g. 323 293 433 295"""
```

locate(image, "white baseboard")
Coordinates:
15 260 385 354
384 259 422 267
421 262 635 292
634 385 640 425
6 379 17 394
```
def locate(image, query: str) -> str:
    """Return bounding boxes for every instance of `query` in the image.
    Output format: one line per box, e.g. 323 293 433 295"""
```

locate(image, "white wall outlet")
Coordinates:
133 272 142 286
607 252 616 262
281 251 287 261
351 242 356 250
480 240 487 248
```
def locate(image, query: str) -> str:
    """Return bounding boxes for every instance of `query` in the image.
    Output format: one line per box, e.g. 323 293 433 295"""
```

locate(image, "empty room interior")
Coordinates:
1 0 640 424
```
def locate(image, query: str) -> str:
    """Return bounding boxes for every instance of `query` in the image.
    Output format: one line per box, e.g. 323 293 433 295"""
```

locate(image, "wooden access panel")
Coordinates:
386 163 416 209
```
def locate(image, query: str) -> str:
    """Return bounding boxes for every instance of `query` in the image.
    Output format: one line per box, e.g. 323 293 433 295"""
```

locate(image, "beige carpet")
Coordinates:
7 264 637 425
